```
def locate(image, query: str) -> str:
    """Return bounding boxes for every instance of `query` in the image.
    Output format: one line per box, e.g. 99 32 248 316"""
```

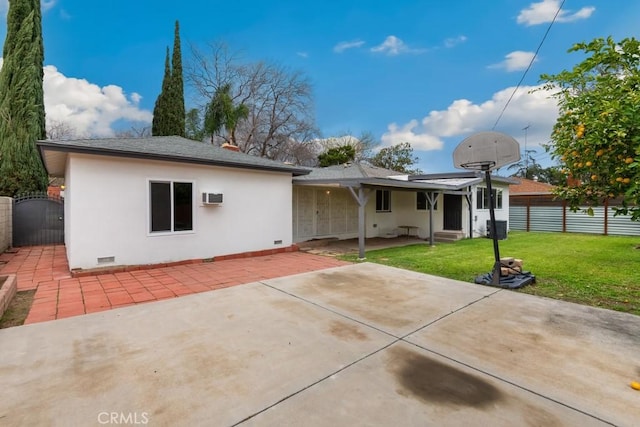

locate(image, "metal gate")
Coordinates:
13 193 64 247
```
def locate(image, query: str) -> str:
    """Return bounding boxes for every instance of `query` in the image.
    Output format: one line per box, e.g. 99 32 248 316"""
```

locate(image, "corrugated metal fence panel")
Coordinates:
509 200 640 236
509 206 527 230
566 207 605 234
529 207 563 232
608 213 640 236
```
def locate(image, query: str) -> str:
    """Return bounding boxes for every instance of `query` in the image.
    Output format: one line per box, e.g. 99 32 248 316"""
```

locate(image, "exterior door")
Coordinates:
443 194 462 230
316 189 331 235
295 187 315 238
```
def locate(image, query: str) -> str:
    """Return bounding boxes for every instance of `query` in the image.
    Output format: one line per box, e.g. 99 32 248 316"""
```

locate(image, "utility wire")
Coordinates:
492 0 566 130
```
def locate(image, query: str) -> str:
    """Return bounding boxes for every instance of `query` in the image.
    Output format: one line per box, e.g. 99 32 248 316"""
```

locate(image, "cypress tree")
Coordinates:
171 20 185 137
151 21 185 137
0 0 48 196
152 48 171 136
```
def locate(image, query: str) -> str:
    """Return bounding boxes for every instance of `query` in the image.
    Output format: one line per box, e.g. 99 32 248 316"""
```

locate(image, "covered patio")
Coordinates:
293 166 515 258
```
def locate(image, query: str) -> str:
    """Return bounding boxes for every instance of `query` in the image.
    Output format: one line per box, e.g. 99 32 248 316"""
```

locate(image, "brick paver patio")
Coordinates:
0 246 350 325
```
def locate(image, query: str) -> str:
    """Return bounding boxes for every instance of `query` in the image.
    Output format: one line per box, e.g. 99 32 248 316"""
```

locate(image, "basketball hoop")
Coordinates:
452 131 534 289
458 160 496 171
453 131 520 172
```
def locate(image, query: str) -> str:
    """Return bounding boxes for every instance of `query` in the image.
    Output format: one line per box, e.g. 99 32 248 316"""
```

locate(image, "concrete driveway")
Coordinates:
1 263 638 426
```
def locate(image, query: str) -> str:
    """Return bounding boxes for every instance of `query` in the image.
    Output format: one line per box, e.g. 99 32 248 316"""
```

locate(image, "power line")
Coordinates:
492 0 566 130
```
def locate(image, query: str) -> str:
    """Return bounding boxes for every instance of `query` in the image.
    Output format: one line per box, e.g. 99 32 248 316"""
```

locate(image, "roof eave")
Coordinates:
36 141 311 176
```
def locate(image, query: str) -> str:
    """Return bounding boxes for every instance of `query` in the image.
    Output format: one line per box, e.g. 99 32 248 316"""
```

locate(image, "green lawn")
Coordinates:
340 231 640 316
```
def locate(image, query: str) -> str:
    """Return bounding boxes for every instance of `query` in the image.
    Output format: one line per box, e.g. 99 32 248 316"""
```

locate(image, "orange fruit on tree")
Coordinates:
586 161 593 167
591 174 598 181
623 178 631 184
616 177 624 182
625 157 634 164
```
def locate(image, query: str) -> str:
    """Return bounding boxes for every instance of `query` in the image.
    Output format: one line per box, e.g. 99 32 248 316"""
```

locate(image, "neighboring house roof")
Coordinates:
294 165 516 192
509 177 555 196
37 136 311 177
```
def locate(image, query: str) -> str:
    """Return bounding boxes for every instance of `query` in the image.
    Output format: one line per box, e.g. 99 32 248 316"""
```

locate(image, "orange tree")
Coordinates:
540 37 640 219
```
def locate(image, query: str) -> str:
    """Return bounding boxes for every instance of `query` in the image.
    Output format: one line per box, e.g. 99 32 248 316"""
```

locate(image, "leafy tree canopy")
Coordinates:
317 145 356 167
540 37 640 219
369 142 422 174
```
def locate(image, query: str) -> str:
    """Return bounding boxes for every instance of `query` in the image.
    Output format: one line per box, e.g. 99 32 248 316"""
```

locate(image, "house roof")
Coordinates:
37 136 311 177
509 177 555 195
293 165 515 192
293 163 405 181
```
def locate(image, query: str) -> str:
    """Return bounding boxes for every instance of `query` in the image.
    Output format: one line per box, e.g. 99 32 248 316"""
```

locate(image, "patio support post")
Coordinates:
347 186 371 260
425 191 438 247
465 187 473 239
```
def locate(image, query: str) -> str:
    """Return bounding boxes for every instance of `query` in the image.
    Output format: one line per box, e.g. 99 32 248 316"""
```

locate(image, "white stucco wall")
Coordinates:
366 191 444 239
65 154 293 270
471 183 511 238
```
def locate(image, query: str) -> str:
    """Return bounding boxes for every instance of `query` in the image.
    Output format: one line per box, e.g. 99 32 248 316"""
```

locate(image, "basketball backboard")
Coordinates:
453 131 520 171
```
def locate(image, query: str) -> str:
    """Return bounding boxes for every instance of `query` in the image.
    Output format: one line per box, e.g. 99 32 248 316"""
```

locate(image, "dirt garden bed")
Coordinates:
0 274 33 329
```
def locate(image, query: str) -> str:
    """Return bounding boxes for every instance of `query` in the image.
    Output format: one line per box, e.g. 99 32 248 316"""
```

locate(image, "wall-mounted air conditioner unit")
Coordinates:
202 192 223 205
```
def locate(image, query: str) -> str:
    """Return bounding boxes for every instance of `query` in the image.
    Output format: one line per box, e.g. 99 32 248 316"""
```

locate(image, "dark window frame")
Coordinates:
375 189 391 212
149 180 194 233
417 192 438 211
476 187 503 210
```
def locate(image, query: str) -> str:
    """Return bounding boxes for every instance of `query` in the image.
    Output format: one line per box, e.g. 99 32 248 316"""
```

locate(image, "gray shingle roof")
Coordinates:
37 136 311 176
293 163 404 181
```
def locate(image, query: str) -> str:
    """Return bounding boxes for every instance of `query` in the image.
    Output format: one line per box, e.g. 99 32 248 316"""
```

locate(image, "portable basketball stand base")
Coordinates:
453 131 536 290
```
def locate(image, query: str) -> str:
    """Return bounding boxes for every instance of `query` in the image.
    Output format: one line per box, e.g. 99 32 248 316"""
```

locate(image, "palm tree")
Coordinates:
204 84 249 146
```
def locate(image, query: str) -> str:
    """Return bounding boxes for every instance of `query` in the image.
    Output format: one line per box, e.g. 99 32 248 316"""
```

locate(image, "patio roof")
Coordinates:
293 166 517 259
293 165 515 192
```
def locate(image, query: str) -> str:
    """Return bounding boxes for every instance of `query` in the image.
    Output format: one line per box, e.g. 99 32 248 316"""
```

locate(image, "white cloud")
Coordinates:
296 51 309 58
489 51 537 72
517 0 595 26
381 85 559 151
371 35 426 56
333 40 365 53
42 65 152 137
444 35 467 48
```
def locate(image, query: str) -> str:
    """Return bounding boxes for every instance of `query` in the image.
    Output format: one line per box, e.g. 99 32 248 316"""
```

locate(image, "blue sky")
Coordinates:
1 0 638 173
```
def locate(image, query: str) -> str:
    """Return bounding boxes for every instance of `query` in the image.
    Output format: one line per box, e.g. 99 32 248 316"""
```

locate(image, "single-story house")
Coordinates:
293 164 515 256
37 136 309 271
37 136 516 268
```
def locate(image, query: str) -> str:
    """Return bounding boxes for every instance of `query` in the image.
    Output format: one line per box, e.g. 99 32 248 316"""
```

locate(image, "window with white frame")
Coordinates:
476 187 503 210
417 192 438 211
150 181 194 233
376 189 391 212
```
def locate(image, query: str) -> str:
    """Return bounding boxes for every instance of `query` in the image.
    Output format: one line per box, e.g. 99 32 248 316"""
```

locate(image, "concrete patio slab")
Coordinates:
0 278 394 426
265 262 498 337
244 341 606 427
0 262 637 426
405 290 640 426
